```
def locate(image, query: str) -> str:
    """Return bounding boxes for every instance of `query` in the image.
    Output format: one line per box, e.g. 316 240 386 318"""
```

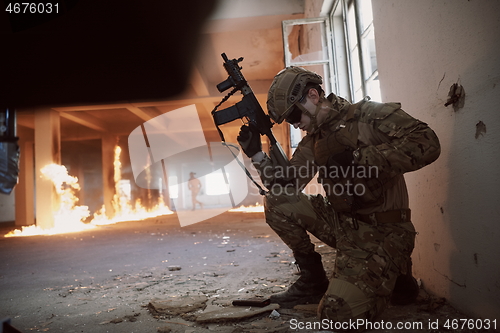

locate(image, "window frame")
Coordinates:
340 0 381 102
282 17 335 149
280 0 381 150
282 16 336 96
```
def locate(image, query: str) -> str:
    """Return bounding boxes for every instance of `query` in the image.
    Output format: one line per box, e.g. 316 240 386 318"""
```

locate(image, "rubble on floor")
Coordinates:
1 214 493 333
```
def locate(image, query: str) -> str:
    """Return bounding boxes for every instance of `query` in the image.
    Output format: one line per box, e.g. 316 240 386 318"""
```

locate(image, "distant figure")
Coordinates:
188 172 203 211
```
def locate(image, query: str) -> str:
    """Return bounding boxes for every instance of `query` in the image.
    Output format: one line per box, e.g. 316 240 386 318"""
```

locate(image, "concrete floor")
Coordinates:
0 211 490 333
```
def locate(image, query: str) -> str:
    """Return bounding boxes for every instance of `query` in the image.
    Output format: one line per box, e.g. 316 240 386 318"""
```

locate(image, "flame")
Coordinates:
5 164 93 237
5 145 173 237
229 203 264 213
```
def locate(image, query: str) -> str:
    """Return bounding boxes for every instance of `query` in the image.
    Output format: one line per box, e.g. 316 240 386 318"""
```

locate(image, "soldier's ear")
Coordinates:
308 88 320 104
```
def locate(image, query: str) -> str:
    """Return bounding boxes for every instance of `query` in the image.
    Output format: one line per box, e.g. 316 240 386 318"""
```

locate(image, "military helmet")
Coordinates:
267 66 323 124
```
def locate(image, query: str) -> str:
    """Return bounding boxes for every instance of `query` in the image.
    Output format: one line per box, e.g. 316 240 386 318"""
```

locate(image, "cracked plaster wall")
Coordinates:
372 0 500 320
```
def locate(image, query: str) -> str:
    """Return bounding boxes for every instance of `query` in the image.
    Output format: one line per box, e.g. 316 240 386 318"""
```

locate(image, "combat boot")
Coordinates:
390 272 419 305
270 252 329 308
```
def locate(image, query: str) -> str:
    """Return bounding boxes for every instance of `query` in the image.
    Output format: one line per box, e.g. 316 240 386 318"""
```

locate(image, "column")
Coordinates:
101 134 116 218
34 109 61 229
15 134 34 226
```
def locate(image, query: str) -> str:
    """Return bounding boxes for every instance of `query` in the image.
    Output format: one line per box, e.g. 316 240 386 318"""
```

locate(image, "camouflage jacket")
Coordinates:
253 95 441 214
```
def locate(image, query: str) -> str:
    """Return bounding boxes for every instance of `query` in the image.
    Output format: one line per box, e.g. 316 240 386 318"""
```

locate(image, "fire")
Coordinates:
5 145 173 237
229 203 264 213
5 164 93 237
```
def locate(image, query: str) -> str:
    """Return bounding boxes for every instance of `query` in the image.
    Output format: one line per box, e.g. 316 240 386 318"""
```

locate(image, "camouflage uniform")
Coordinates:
253 95 440 325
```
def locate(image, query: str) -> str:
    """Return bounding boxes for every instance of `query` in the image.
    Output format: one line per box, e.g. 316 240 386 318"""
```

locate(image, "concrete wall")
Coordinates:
372 0 500 320
0 190 15 222
61 140 104 216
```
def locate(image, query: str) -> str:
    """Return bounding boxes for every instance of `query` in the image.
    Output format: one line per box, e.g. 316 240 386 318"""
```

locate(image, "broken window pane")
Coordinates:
284 22 329 64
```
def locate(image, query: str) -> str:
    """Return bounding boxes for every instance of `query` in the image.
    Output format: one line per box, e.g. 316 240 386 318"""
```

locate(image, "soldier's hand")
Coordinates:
237 124 262 158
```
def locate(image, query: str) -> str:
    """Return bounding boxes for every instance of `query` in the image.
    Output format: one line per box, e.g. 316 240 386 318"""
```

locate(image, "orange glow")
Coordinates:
5 145 173 237
229 203 264 213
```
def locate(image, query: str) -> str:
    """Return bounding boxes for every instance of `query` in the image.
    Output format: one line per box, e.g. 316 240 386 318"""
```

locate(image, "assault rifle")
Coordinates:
211 53 290 179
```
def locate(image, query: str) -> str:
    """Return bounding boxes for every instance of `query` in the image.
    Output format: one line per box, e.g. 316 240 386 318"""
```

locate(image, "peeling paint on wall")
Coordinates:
475 121 487 139
444 82 465 111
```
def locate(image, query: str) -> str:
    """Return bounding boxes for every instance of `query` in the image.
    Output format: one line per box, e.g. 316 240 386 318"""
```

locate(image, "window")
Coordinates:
169 176 179 199
282 17 334 149
282 17 335 94
339 0 381 102
281 1 381 151
205 170 230 195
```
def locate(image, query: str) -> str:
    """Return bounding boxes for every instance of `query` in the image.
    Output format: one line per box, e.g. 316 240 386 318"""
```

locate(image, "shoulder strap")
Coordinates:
334 101 362 149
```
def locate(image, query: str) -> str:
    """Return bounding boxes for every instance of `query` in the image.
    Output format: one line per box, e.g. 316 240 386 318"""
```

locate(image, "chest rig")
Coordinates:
312 101 398 213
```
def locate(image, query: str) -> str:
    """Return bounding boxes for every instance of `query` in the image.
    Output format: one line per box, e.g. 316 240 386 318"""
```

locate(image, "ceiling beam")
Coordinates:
51 80 272 112
53 104 133 112
59 112 108 132
17 115 34 129
132 93 267 108
125 105 155 122
50 95 250 111
190 66 210 96
202 101 216 117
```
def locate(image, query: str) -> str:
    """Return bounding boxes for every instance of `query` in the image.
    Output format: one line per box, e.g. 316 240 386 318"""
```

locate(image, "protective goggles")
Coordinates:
285 93 309 124
285 106 302 124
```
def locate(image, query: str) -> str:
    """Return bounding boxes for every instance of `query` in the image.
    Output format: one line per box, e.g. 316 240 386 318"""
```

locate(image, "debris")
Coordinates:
134 282 152 291
293 303 318 315
4 213 478 333
232 297 271 307
234 317 290 332
123 313 140 322
101 313 140 325
195 303 280 323
423 297 447 312
148 295 208 317
269 309 280 319
161 320 192 327
167 266 182 271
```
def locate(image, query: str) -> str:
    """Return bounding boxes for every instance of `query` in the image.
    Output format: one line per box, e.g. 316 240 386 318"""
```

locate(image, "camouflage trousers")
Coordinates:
264 191 416 324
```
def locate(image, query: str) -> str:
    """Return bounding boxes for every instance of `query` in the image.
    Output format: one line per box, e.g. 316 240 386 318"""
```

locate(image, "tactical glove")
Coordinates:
237 124 262 158
328 149 355 168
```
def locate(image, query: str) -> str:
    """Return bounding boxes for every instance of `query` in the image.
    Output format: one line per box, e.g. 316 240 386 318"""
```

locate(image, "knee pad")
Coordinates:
318 278 371 322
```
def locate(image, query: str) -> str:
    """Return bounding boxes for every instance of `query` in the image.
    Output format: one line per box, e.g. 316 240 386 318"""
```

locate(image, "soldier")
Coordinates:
188 172 203 211
237 67 440 326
